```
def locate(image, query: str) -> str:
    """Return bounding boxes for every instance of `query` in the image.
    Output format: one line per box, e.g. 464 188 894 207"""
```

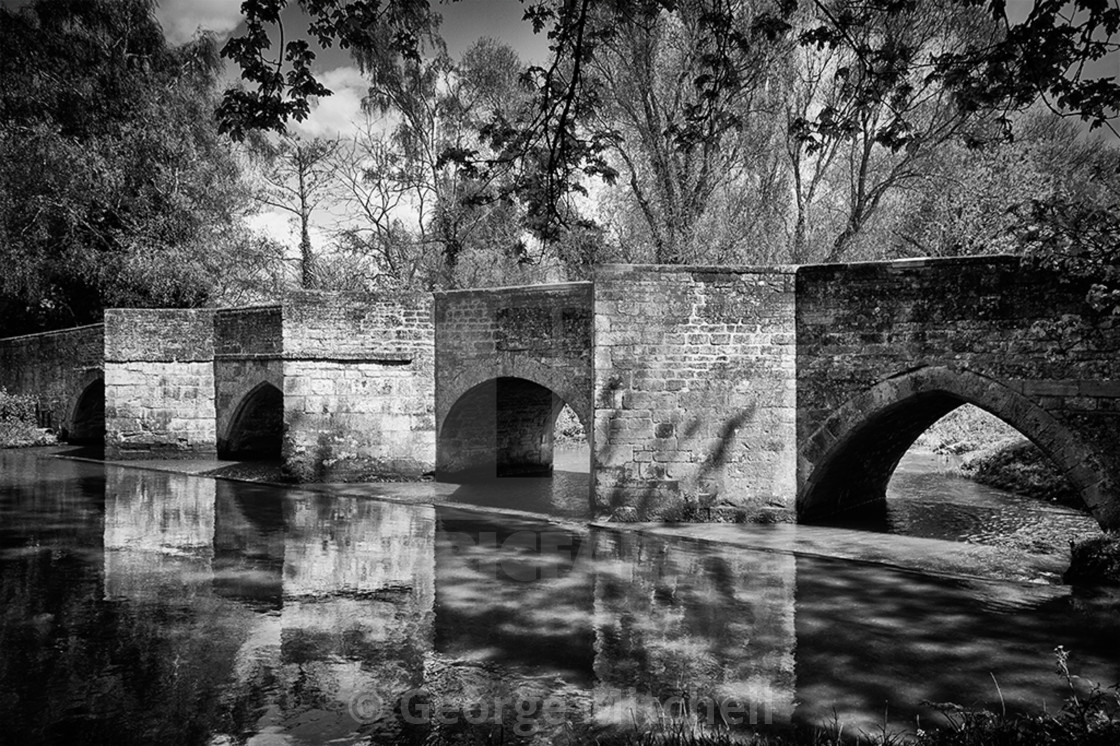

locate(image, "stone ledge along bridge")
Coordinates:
2 255 1119 530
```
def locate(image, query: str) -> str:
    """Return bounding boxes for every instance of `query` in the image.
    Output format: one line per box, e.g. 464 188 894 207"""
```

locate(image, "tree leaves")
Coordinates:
0 0 259 333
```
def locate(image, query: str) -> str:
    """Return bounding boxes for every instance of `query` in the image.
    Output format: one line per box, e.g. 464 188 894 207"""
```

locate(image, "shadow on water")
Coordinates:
444 444 592 518
1 448 1119 744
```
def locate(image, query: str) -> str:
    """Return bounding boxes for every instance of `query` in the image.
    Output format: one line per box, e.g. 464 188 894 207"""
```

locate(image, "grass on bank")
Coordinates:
584 651 1120 746
919 405 1080 508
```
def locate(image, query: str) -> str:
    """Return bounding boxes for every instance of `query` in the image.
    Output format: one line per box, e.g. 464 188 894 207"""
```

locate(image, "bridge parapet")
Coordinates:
279 291 435 480
104 308 217 458
0 323 104 438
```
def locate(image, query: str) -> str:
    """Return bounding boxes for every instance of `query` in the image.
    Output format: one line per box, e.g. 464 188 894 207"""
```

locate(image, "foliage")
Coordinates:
1017 197 1120 316
919 404 1080 508
960 440 1080 508
0 389 52 447
585 651 1120 746
0 0 262 333
883 111 1120 310
219 1 1120 246
917 648 1120 745
554 405 587 445
584 0 792 264
332 34 573 287
249 132 341 288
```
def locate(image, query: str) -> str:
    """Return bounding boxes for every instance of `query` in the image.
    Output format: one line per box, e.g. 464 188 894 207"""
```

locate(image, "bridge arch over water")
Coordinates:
3 257 1119 530
796 366 1114 526
437 375 588 480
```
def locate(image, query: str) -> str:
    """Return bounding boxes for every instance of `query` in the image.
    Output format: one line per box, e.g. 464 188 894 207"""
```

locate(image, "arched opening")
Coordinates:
903 404 1079 506
219 382 283 461
438 376 588 482
798 367 1110 531
67 378 104 445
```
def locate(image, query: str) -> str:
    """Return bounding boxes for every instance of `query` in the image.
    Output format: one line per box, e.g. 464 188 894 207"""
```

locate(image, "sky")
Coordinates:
155 0 547 138
149 0 550 248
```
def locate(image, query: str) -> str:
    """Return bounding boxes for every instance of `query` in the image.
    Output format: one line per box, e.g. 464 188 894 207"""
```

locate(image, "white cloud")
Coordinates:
290 67 369 140
155 0 245 45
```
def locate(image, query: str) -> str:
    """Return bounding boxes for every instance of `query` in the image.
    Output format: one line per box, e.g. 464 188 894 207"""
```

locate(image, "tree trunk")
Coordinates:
300 217 314 289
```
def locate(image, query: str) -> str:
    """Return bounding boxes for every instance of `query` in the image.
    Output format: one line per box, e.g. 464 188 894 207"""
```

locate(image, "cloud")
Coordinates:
155 0 245 45
290 67 369 139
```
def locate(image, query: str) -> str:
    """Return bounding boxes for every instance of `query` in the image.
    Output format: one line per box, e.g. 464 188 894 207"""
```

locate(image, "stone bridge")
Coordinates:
2 256 1118 529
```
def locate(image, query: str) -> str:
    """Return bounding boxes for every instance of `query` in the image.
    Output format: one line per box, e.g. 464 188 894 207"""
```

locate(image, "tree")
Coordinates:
330 35 536 287
583 0 792 264
0 0 260 333
784 1 1006 262
219 1 1120 213
889 111 1120 259
251 133 340 288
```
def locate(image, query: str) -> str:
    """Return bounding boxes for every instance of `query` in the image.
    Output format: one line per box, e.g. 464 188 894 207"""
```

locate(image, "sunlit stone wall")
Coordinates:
280 291 435 480
103 308 217 458
434 283 594 478
592 265 798 520
0 323 104 436
795 256 1120 527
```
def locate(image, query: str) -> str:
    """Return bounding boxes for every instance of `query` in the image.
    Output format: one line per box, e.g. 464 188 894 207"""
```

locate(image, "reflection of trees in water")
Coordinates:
14 454 1118 742
211 496 437 743
592 531 797 729
0 463 252 745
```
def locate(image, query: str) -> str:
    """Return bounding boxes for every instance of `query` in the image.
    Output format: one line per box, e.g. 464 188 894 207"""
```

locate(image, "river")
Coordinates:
0 446 1116 745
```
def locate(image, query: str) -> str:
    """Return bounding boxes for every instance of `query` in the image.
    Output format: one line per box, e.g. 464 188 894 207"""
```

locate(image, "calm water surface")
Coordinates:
1 448 1117 745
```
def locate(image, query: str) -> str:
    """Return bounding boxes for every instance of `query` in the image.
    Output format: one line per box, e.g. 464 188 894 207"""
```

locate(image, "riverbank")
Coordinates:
594 646 1120 745
920 405 1081 509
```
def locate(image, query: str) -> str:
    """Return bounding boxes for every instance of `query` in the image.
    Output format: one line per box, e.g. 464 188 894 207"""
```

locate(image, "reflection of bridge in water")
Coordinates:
3 457 1114 741
2 255 1119 528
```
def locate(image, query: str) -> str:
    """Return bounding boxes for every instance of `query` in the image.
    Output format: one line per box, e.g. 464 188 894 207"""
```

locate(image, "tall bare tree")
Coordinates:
584 0 792 264
253 133 340 288
784 1 1005 262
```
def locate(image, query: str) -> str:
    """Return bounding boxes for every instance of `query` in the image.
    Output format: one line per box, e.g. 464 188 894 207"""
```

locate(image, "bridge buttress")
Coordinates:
592 264 799 521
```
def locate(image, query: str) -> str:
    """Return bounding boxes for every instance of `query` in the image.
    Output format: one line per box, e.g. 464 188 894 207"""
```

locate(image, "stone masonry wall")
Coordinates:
281 291 435 481
593 265 797 520
103 309 217 458
433 283 593 478
434 283 594 425
795 256 1120 526
0 324 104 436
214 306 283 454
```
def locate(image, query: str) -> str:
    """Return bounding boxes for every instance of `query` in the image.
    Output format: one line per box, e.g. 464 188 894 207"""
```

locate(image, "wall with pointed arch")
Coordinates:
796 257 1120 528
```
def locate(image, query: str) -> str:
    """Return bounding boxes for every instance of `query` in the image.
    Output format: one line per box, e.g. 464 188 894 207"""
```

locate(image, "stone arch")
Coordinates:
216 368 283 449
438 358 591 435
798 365 1116 528
218 381 284 460
66 373 104 445
437 375 586 481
